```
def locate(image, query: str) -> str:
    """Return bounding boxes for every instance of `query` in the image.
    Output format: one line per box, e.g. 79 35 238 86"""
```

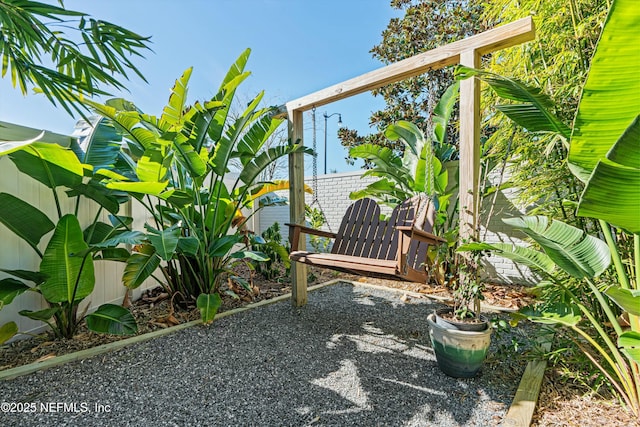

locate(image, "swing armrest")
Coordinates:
395 226 446 245
286 223 337 251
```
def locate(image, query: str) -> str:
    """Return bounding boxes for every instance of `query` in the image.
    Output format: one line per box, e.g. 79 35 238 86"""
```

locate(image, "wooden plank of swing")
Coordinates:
343 199 371 256
352 199 379 257
378 203 401 260
290 252 398 276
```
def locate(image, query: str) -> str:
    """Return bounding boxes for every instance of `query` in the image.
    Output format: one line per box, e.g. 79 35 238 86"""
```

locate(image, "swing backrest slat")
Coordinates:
331 196 433 270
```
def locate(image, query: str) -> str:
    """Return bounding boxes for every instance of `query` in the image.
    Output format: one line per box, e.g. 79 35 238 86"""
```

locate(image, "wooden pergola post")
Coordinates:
286 17 535 306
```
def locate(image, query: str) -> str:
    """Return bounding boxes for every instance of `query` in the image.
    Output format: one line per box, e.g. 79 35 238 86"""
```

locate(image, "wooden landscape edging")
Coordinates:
502 332 554 427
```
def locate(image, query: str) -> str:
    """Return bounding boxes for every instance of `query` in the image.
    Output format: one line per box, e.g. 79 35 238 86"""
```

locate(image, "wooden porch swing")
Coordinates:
288 195 445 283
282 17 535 306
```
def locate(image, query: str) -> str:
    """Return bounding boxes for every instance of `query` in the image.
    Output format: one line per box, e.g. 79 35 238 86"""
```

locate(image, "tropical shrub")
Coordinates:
85 50 311 323
0 126 138 340
252 222 290 281
457 0 639 416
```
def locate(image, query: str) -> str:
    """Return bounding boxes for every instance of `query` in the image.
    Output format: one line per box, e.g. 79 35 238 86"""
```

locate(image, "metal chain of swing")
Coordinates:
310 107 333 232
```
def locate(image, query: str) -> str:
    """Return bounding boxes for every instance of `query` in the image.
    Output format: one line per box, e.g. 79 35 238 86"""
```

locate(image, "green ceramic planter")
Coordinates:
427 313 492 378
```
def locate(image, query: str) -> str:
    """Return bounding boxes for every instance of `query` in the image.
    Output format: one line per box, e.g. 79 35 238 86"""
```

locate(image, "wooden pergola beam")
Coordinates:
285 17 534 113
287 16 535 307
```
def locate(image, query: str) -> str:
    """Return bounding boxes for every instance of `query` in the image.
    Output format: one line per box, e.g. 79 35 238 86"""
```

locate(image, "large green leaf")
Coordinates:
0 278 31 306
517 302 582 326
19 307 60 322
40 215 95 303
70 116 123 172
0 269 47 285
66 181 121 215
0 132 43 156
605 287 640 316
137 145 170 183
619 331 640 364
236 112 283 165
238 145 310 185
171 133 207 178
504 216 610 279
0 192 54 255
122 244 161 289
432 82 459 145
0 322 18 344
208 49 252 143
85 304 137 335
9 142 84 189
159 68 192 131
197 293 222 325
106 180 168 196
577 116 640 233
457 241 556 276
455 67 571 138
568 0 640 176
145 224 180 261
208 235 241 258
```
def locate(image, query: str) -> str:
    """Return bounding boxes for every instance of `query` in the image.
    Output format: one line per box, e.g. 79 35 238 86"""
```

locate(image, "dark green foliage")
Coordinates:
253 222 290 281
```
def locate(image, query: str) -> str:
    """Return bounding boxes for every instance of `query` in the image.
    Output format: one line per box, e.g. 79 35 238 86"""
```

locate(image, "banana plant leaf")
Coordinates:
85 304 137 335
66 181 121 215
0 322 18 344
9 142 84 189
236 112 284 165
19 307 60 322
177 237 199 256
569 0 640 177
454 67 571 138
0 132 43 156
457 241 556 276
122 244 161 289
197 292 222 325
517 302 582 327
145 224 181 261
229 251 269 261
577 116 640 233
432 81 459 145
0 192 54 256
503 216 610 279
239 145 311 185
207 49 252 144
619 331 640 364
159 67 192 131
605 287 640 316
0 269 47 285
0 278 31 306
70 116 123 171
39 215 95 303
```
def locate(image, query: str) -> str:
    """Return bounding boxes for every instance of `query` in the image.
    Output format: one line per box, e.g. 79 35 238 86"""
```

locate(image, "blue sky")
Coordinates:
0 0 401 174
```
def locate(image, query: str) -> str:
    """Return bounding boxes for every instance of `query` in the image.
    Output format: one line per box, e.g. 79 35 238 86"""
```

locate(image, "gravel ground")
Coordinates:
1 283 532 426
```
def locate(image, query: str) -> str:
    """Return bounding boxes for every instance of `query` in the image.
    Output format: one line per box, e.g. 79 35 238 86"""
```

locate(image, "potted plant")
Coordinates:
427 247 492 378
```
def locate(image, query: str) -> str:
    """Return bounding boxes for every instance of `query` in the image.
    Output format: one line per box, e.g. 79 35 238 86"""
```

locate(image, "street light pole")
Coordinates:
323 112 342 174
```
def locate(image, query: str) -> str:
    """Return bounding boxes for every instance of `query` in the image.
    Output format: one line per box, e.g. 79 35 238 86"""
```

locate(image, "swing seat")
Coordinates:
287 196 445 283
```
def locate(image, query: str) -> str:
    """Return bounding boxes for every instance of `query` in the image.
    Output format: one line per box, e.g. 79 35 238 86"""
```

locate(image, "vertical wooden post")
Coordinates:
458 49 481 244
288 109 308 306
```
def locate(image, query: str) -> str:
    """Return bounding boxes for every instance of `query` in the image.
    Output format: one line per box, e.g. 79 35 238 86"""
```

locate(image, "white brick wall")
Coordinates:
257 168 538 285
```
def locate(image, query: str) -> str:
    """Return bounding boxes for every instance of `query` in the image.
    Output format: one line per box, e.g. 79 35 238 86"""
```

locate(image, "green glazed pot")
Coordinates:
427 313 492 378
